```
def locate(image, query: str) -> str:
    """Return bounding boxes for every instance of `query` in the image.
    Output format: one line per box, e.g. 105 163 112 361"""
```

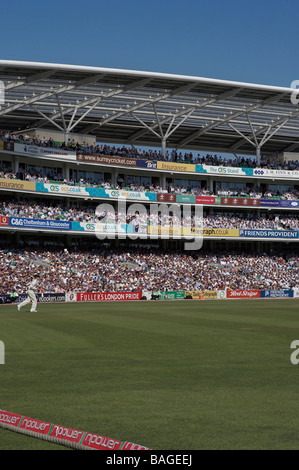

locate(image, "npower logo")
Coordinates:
83 433 121 449
0 340 4 364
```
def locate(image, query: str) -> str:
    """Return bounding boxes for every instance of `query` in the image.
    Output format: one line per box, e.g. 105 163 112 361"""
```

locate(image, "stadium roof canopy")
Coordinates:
0 60 299 161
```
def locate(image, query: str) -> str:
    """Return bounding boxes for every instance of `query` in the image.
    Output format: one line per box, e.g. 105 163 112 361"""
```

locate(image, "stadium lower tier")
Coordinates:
1 239 298 296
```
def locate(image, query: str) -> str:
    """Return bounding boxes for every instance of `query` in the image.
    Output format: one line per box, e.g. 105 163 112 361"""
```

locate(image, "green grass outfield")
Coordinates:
0 298 299 450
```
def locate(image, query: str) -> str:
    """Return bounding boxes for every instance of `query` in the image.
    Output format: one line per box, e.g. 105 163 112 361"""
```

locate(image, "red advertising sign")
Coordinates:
221 197 260 206
19 416 52 435
0 409 150 450
157 193 176 202
227 290 260 299
81 432 122 450
0 410 23 428
121 441 151 450
50 425 85 444
196 196 216 204
0 216 9 226
77 292 142 302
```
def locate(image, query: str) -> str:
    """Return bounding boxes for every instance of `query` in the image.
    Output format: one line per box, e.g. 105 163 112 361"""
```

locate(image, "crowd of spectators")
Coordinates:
1 129 299 171
0 245 297 295
1 198 298 231
0 131 298 298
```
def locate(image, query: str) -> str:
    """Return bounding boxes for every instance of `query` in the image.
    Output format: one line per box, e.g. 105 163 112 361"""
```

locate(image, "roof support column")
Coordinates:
256 145 261 166
161 137 167 158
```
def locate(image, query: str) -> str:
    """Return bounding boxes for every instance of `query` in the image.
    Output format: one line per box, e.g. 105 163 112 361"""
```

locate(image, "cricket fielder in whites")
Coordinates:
17 274 39 312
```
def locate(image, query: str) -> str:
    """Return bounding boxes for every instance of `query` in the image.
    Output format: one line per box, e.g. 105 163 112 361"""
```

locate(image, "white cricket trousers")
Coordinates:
19 289 37 311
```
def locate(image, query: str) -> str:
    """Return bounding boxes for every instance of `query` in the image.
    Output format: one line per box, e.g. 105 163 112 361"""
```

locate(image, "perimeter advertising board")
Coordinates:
252 168 299 179
227 290 260 299
185 290 218 299
239 229 298 239
136 159 157 169
202 228 239 237
147 226 182 236
220 197 260 206
157 161 196 173
293 289 299 298
35 182 156 201
195 196 217 205
77 154 137 167
259 199 299 208
105 189 157 201
71 222 127 233
260 290 293 298
0 178 35 191
158 291 185 300
176 194 196 203
196 164 253 176
9 217 71 231
0 216 8 226
77 292 142 302
14 143 76 159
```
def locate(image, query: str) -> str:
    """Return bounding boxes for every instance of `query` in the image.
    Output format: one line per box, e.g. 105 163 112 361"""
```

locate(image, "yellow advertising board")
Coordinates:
0 178 36 192
203 228 239 237
148 226 239 237
185 290 218 300
157 161 196 173
148 226 182 235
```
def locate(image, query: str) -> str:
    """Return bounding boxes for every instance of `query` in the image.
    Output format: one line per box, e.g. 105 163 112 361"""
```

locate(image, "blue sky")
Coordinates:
2 0 298 87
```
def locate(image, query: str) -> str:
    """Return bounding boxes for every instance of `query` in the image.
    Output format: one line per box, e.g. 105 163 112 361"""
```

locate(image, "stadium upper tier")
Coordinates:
1 60 299 161
1 131 299 171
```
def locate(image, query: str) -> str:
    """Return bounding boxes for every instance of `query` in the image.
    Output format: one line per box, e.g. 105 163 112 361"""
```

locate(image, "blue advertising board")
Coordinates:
239 229 298 239
260 199 299 208
260 290 294 298
9 217 71 231
136 159 157 169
